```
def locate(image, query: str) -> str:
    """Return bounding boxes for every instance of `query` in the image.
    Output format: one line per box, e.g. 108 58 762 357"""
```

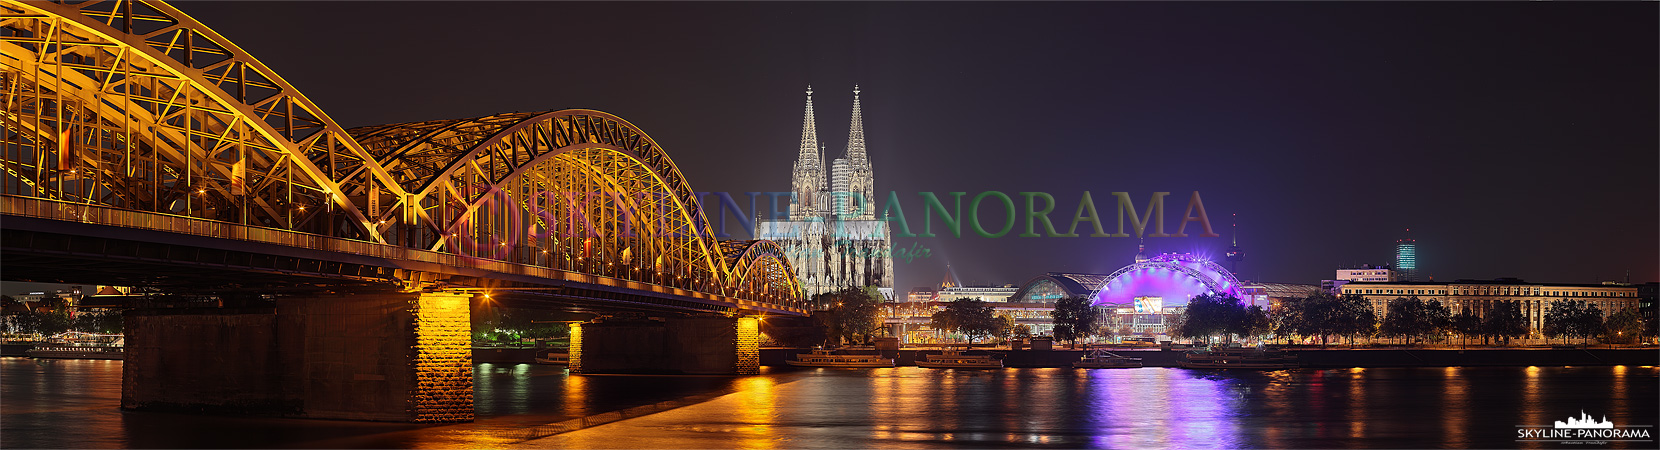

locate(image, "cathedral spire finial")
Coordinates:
846 85 866 162
797 85 821 164
790 85 825 219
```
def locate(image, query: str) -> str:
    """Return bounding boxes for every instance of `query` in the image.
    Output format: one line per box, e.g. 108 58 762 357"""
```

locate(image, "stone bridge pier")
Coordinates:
122 291 474 422
570 316 759 375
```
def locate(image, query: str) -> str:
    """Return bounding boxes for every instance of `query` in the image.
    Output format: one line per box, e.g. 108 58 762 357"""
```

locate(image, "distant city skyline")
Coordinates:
5 1 1652 294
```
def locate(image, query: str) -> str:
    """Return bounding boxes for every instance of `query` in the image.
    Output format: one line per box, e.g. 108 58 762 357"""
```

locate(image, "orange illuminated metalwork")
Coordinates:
1 0 801 312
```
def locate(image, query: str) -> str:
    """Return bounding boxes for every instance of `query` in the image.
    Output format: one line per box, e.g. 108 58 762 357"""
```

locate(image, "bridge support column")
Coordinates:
122 292 473 422
570 316 758 375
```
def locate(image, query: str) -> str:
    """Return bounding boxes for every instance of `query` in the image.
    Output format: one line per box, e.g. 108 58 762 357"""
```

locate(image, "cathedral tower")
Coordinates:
789 86 825 220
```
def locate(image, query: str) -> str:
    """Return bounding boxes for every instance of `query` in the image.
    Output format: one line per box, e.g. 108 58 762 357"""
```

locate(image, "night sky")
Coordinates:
113 2 1659 292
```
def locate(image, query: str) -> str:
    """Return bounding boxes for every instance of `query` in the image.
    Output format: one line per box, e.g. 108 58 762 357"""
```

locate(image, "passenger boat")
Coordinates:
1072 349 1143 369
1180 346 1298 370
915 349 1002 369
25 332 124 360
534 351 570 365
785 349 895 368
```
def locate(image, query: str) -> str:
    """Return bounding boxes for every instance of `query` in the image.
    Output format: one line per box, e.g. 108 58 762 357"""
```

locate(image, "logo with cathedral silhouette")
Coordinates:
1516 411 1652 445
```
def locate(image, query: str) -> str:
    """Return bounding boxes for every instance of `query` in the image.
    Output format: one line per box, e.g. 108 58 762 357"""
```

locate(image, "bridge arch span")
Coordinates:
0 0 412 241
2 0 803 311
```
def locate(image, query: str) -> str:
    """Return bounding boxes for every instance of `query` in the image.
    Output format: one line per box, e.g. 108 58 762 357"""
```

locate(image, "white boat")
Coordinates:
1072 349 1143 369
1180 346 1298 370
915 349 1002 369
786 349 895 368
534 352 569 365
26 333 124 360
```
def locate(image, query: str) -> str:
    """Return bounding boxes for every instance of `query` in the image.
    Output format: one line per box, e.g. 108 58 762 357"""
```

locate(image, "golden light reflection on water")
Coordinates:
1443 367 1467 446
1029 368 1062 438
561 372 588 415
735 376 778 449
1519 365 1545 450
938 368 961 433
1611 365 1627 435
1261 370 1293 449
1348 367 1367 439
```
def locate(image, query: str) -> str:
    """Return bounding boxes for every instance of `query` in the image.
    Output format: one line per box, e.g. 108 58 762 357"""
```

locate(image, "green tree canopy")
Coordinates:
1175 294 1273 344
1378 297 1451 344
1011 324 1033 342
1482 300 1530 346
1603 306 1643 344
931 297 999 344
1270 292 1376 346
1450 306 1482 347
826 286 884 345
1050 296 1099 348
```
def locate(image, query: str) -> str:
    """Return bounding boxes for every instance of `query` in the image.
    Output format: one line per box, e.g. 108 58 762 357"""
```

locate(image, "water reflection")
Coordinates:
1442 366 1468 447
1514 365 1545 450
1612 365 1627 424
735 376 777 449
560 370 587 417
1348 367 1367 439
3 359 1657 449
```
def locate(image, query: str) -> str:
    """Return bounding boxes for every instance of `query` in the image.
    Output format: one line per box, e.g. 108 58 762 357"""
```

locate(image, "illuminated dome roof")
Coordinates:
1093 253 1241 307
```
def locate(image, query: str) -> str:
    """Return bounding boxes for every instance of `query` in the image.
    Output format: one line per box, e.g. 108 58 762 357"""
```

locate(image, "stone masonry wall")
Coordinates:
410 292 473 422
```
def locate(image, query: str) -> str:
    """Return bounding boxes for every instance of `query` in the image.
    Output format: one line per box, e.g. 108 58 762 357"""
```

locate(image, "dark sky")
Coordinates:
159 1 1659 292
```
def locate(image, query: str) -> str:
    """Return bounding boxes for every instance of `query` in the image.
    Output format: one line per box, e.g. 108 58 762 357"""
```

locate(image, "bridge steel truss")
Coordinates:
0 0 804 314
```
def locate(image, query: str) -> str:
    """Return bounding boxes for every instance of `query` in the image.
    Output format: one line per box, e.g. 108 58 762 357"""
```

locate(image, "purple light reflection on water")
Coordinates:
1086 368 1247 449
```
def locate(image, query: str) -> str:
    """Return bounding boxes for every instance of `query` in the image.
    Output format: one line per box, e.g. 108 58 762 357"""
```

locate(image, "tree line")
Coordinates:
1 296 123 335
1174 291 1647 347
816 286 1651 348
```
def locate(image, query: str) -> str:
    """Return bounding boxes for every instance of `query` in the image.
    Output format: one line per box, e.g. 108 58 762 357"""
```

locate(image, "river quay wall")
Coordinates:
760 348 1658 368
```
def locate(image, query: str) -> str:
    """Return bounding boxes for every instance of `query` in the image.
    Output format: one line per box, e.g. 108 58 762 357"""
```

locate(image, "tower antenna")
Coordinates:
1225 213 1244 274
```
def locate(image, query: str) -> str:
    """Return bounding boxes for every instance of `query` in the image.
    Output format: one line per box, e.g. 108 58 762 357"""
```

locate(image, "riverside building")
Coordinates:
1339 279 1639 335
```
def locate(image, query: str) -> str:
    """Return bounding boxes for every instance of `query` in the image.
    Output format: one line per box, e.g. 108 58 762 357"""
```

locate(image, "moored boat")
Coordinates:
786 349 895 368
1073 349 1143 369
915 349 1002 369
1180 346 1298 370
25 332 123 360
534 351 570 365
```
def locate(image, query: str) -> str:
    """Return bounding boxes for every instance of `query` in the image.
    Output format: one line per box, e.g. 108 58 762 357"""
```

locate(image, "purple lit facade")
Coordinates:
1094 253 1242 308
1092 253 1243 336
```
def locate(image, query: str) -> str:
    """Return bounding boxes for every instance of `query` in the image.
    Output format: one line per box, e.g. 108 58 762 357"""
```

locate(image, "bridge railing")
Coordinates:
1 195 805 314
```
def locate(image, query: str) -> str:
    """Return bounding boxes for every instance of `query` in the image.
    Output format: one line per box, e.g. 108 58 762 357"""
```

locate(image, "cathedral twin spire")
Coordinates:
790 85 874 220
790 86 825 219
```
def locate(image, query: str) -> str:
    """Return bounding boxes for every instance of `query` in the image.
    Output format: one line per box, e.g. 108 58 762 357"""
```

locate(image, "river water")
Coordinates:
2 358 1654 448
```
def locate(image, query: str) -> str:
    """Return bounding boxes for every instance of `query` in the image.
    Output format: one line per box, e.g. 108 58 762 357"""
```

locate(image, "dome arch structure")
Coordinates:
1093 253 1243 308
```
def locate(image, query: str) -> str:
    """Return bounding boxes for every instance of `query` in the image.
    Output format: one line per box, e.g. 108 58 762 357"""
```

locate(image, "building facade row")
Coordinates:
1339 280 1640 336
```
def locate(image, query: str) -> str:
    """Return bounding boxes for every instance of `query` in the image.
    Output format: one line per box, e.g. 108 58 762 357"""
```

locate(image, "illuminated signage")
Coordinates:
1133 296 1163 313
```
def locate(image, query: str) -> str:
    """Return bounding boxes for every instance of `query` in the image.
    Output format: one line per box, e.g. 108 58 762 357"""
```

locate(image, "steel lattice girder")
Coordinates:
0 0 802 309
362 111 804 303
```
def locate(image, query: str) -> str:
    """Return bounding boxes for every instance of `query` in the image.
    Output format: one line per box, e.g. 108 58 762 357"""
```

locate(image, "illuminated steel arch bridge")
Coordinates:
0 0 803 316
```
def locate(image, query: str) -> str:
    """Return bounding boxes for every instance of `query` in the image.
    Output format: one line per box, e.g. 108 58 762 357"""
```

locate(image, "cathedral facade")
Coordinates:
757 86 894 302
